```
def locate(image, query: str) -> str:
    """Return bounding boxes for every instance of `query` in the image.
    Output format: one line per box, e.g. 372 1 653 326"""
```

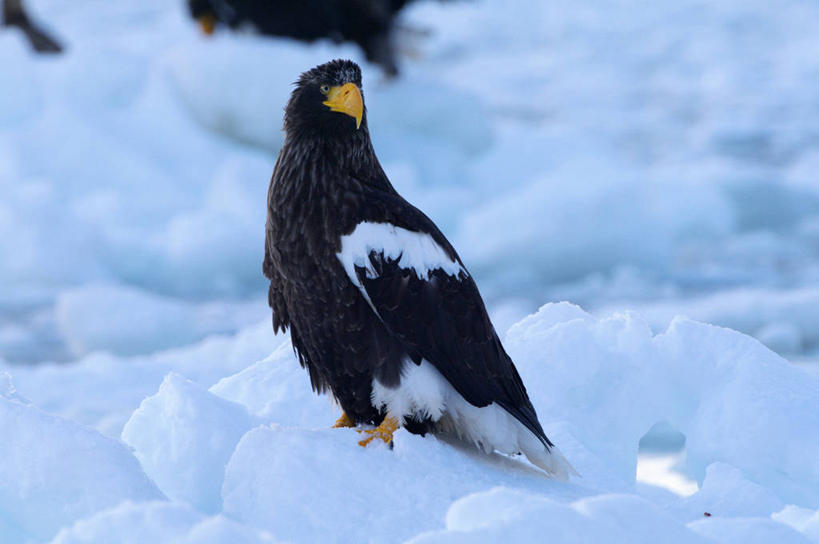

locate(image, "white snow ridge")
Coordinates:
202 304 814 542
1 302 819 543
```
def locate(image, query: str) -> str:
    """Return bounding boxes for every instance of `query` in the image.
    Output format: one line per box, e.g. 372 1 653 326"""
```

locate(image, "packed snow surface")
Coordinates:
2 0 819 541
3 304 819 543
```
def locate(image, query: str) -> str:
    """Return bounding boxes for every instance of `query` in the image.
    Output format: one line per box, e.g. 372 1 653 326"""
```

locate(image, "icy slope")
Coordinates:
0 382 163 542
2 305 818 543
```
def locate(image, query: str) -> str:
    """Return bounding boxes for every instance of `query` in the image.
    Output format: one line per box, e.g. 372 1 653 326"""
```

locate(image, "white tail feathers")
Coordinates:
521 441 578 481
371 359 578 479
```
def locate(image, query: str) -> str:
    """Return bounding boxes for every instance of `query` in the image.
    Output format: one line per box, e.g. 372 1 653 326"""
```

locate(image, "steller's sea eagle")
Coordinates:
263 59 575 479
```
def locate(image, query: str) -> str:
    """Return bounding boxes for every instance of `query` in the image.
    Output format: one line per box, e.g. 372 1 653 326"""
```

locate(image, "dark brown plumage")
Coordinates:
2 0 62 53
263 60 573 477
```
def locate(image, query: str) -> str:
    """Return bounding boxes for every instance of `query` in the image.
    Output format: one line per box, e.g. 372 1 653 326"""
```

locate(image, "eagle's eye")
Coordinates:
320 84 330 95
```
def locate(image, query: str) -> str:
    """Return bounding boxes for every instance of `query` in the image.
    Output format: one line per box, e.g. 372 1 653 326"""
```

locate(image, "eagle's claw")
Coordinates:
357 415 399 447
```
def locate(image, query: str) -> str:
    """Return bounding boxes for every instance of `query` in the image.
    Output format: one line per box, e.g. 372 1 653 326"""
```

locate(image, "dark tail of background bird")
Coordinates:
2 0 63 53
186 0 458 76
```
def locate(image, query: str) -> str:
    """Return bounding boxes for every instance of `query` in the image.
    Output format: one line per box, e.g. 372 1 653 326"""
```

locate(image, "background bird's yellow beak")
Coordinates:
323 83 363 129
197 14 216 36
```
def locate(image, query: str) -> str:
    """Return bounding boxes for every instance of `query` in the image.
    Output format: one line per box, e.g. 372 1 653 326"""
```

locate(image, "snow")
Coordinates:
55 284 266 357
673 463 785 520
1 0 819 541
504 303 819 506
774 506 819 542
1 0 818 363
209 340 335 427
599 287 819 356
121 373 255 514
4 302 819 543
0 382 163 542
687 517 812 544
50 501 278 544
3 321 278 438
409 489 710 544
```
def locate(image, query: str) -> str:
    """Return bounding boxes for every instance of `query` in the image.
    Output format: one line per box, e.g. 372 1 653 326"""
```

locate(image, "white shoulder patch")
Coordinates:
336 222 466 294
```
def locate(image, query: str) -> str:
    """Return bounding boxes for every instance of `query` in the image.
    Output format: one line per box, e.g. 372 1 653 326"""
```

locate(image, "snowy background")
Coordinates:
1 0 819 542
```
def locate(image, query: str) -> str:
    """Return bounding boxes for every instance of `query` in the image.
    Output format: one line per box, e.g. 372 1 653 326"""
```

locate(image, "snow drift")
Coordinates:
2 304 818 543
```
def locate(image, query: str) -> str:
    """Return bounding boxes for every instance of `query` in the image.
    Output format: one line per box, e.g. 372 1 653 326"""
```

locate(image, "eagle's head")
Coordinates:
284 59 366 137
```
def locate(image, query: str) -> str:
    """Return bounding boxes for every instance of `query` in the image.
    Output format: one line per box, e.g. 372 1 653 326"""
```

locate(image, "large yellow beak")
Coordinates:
198 14 216 36
323 83 363 129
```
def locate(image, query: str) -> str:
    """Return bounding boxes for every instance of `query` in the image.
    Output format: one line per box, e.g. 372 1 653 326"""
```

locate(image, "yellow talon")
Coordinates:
197 14 216 35
357 416 399 447
332 412 356 428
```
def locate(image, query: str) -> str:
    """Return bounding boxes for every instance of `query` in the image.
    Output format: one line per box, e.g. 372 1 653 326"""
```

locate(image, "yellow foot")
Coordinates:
332 412 356 428
357 416 400 447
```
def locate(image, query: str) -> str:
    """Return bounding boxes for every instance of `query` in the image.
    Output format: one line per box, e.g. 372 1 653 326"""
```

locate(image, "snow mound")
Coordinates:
3 0 819 366
506 302 819 507
4 321 278 438
0 34 43 126
409 488 708 544
210 339 333 427
55 284 262 357
164 36 364 151
602 286 819 355
0 394 162 543
457 169 733 288
0 371 22 401
688 517 811 544
121 373 255 514
671 462 785 520
50 501 278 544
221 425 572 544
774 506 819 543
164 35 493 188
3 302 818 543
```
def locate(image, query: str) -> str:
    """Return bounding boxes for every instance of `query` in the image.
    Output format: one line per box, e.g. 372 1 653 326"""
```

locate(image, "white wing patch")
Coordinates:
336 222 466 296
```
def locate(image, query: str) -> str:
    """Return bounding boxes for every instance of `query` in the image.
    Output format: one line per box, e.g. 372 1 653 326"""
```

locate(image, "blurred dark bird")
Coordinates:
188 0 419 76
2 0 62 53
263 59 576 478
